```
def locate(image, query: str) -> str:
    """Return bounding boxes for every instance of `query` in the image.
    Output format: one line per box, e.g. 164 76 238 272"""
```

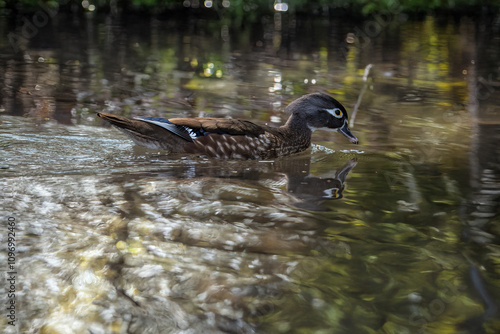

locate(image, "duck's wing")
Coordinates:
100 113 269 144
135 117 266 142
134 116 195 142
169 118 266 137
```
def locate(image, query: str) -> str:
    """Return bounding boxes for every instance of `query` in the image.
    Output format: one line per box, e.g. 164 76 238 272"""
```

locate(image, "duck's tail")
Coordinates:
97 112 137 131
97 112 185 151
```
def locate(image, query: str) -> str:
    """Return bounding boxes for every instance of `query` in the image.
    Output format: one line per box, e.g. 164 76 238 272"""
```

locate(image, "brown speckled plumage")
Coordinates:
97 93 358 160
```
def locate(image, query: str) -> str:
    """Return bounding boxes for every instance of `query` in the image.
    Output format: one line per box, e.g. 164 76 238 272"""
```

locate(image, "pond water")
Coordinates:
1 10 500 334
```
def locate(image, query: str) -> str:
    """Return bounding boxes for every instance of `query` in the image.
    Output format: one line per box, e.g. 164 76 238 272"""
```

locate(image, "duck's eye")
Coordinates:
326 108 343 118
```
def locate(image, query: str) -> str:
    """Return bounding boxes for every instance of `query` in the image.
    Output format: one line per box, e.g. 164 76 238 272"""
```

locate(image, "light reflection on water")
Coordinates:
1 12 500 334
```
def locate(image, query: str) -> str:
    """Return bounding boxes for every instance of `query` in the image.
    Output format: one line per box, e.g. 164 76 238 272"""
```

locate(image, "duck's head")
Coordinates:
285 93 359 144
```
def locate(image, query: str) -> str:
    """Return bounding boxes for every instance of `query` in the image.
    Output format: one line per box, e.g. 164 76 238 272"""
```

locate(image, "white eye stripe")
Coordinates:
326 108 343 118
327 108 343 118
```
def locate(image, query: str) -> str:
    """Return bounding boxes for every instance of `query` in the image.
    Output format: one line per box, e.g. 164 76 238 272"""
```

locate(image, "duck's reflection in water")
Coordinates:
285 158 357 210
127 151 357 212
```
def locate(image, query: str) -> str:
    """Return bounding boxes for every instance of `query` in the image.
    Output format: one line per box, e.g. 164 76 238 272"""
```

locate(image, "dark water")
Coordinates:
1 10 500 334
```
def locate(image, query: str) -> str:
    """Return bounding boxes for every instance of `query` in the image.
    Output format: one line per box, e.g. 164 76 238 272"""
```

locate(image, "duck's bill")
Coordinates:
339 122 359 144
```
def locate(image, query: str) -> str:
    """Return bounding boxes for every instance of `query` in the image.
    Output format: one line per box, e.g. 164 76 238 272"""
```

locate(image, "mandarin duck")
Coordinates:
97 93 358 159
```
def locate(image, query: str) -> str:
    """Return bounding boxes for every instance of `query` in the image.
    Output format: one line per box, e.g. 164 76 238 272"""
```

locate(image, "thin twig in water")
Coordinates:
350 64 373 128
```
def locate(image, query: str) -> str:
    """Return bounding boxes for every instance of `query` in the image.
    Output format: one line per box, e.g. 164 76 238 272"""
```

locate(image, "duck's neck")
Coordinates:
277 114 313 152
282 113 312 136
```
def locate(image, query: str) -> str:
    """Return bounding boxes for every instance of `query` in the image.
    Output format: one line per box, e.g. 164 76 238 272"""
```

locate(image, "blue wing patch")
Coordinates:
134 116 202 142
134 116 231 142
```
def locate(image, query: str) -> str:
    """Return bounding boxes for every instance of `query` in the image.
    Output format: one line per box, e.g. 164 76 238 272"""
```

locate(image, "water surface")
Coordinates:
1 11 500 334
